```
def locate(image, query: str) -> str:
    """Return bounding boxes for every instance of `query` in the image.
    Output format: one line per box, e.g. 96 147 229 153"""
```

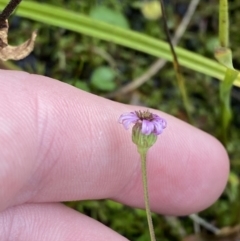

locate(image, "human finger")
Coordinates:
0 203 129 241
0 70 229 215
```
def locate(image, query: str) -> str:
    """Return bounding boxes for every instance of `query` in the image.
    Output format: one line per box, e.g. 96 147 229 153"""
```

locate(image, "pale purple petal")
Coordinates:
118 112 139 129
160 117 167 129
141 120 154 135
151 120 163 135
153 115 167 127
142 116 167 135
119 110 167 135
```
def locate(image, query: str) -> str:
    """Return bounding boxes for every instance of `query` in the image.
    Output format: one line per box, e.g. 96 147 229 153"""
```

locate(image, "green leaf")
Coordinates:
90 66 116 91
89 6 130 29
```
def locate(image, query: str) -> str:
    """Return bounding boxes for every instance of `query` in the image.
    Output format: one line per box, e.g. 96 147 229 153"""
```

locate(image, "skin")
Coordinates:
0 70 229 241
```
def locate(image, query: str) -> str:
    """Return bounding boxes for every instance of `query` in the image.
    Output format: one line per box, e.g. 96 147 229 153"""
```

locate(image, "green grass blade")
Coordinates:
0 0 239 87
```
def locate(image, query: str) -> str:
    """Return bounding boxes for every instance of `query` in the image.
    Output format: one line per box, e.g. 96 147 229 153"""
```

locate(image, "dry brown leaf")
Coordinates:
0 20 37 61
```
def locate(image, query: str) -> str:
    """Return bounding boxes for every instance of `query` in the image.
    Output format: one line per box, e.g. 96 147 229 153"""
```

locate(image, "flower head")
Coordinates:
118 110 167 136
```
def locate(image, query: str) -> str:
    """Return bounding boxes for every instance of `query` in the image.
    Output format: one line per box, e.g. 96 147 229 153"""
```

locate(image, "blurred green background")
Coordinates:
1 0 240 240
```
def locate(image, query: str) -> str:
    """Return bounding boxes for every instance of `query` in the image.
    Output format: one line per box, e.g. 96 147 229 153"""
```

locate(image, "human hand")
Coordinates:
0 70 229 240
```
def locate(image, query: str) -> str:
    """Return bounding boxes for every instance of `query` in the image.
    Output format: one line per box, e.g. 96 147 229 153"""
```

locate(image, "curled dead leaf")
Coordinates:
0 20 37 61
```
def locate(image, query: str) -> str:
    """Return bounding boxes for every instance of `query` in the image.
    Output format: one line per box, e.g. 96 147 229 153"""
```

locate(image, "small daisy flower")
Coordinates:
119 110 167 136
118 110 167 240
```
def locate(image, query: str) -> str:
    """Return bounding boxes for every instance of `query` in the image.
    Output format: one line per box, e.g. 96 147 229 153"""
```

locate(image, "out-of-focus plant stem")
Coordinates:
215 0 239 143
159 0 193 123
219 0 229 48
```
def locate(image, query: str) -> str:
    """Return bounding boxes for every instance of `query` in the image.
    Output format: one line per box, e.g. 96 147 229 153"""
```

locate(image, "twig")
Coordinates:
189 214 221 234
164 216 186 238
0 0 22 21
159 0 179 71
0 0 22 28
105 0 200 98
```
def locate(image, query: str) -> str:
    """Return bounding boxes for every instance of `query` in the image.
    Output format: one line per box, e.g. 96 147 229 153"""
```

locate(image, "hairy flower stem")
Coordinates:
139 149 156 241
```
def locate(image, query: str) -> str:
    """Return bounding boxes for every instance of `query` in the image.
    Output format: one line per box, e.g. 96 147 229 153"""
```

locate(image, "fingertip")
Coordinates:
116 113 229 215
155 118 229 214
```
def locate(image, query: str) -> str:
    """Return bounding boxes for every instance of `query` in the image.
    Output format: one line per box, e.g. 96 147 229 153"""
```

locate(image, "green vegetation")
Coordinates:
1 0 240 240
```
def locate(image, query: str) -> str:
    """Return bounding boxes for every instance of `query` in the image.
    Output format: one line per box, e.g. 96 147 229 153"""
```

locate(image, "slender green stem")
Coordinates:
219 0 229 47
139 149 156 241
216 0 237 144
